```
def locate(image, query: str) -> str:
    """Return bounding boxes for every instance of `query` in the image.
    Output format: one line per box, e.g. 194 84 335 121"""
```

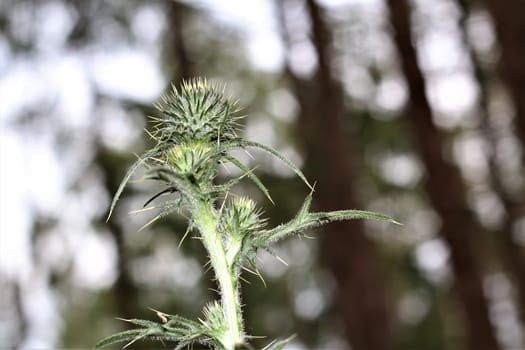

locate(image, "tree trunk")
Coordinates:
168 1 193 82
277 1 394 349
485 0 525 154
386 0 500 349
456 0 525 327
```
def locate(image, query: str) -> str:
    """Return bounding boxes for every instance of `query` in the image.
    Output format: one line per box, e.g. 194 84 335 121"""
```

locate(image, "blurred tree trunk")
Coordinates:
386 0 500 349
456 0 525 326
168 1 193 82
485 0 525 154
277 1 393 349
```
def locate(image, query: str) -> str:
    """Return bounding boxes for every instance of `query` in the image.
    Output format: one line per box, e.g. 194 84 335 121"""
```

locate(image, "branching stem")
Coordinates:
193 200 243 349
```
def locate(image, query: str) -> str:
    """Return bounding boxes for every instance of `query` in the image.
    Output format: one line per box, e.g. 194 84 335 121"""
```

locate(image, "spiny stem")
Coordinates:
193 200 243 349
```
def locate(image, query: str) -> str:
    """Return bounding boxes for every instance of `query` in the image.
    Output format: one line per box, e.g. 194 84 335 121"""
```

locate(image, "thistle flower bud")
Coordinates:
165 141 215 186
221 197 265 237
152 78 241 148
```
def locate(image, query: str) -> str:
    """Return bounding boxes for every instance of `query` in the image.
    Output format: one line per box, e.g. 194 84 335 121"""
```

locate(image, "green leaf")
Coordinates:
146 167 202 209
138 199 183 232
295 190 313 221
117 317 163 328
106 150 156 221
223 154 274 204
152 309 202 330
262 335 296 350
208 174 246 195
96 313 212 349
309 209 400 226
256 195 399 245
207 166 260 198
221 139 313 190
95 329 146 348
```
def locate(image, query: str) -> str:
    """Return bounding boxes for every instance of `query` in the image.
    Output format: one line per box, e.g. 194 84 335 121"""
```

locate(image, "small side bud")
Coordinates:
221 197 266 238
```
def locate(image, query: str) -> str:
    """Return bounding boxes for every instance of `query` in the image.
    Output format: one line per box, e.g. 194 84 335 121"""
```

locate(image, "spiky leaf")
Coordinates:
254 193 399 246
262 335 296 350
106 150 156 221
95 329 151 348
223 154 274 204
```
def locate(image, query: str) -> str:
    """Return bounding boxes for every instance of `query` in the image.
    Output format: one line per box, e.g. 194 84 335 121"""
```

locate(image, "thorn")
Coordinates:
143 127 158 141
244 148 255 160
255 268 267 288
138 217 158 232
275 255 288 266
178 226 192 249
242 266 258 276
246 334 266 340
239 275 251 285
310 181 317 194
219 191 230 214
123 334 144 349
203 264 213 274
129 206 157 214
154 310 168 323
220 160 232 174
208 287 220 294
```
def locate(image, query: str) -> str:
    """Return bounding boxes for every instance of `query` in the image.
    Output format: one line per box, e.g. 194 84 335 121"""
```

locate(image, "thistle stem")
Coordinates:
194 200 243 350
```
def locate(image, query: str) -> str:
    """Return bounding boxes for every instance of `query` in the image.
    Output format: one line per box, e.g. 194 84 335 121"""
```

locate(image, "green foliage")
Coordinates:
98 78 397 350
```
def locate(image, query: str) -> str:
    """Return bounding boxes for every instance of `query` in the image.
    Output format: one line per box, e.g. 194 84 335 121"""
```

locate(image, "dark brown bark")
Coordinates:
386 0 500 349
277 1 393 349
168 1 193 82
456 0 525 326
485 0 525 154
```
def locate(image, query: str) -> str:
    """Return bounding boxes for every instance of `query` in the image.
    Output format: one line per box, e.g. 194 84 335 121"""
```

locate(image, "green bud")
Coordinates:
222 197 265 238
165 141 215 186
153 78 241 148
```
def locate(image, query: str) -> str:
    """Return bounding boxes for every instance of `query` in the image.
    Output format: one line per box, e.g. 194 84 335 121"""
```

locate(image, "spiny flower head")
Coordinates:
152 78 242 148
221 197 266 237
166 141 212 173
164 141 216 187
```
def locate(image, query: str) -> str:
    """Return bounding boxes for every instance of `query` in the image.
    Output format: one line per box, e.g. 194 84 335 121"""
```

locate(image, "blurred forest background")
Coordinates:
1 0 525 349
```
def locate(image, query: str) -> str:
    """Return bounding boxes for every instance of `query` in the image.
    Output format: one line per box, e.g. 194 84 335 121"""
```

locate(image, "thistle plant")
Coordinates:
96 78 397 350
